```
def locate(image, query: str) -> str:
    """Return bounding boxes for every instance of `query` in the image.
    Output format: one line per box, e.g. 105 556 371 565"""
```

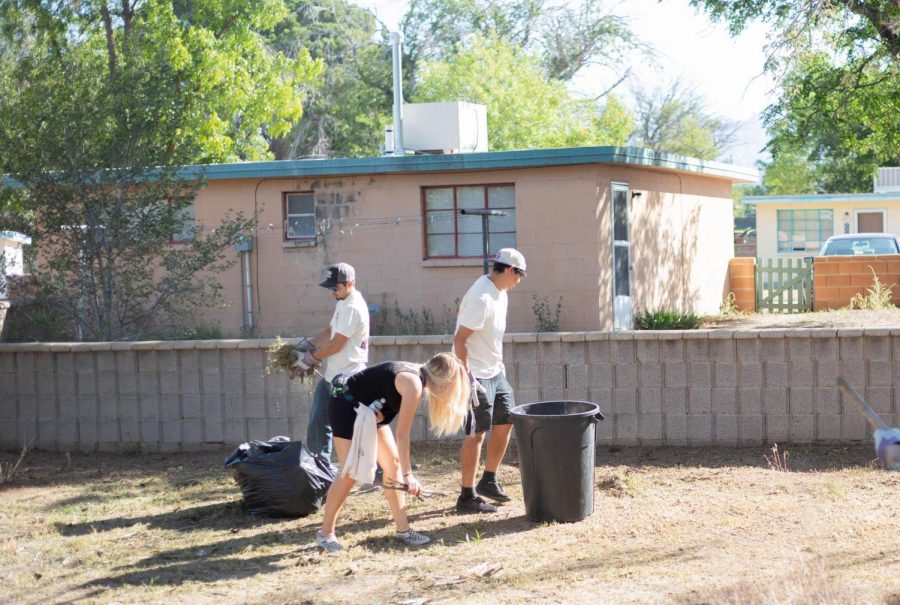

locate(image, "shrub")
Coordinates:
531 294 563 332
147 322 223 341
634 308 702 330
2 301 76 342
370 299 459 336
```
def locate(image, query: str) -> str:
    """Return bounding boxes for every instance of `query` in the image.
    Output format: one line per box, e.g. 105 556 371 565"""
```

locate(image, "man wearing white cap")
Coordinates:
294 262 370 459
452 247 526 513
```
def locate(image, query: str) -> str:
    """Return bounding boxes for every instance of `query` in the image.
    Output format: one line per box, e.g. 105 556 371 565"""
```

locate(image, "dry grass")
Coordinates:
703 308 900 330
1 444 899 605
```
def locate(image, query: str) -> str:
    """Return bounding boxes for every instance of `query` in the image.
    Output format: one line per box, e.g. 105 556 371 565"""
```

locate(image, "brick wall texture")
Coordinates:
728 258 756 312
813 255 900 310
1 329 895 452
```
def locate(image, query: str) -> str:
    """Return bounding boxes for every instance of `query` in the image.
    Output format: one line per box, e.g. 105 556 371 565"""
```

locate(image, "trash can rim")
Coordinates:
510 400 601 419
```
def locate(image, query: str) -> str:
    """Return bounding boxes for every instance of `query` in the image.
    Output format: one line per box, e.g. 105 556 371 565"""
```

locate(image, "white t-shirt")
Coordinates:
324 289 370 381
454 275 507 379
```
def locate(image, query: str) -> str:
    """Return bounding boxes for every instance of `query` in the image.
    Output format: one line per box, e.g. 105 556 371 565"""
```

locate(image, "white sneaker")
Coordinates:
395 528 430 546
316 531 343 552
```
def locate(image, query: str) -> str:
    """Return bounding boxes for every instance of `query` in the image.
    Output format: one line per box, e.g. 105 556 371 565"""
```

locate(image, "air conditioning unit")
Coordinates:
403 102 488 154
875 167 900 193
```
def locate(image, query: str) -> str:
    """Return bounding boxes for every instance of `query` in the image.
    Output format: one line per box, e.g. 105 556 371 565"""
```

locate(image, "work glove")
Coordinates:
874 427 900 470
298 337 317 352
294 350 318 371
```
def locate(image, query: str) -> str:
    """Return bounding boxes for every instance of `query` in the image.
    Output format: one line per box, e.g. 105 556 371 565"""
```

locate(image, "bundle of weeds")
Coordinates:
265 336 318 382
847 267 895 310
634 308 702 330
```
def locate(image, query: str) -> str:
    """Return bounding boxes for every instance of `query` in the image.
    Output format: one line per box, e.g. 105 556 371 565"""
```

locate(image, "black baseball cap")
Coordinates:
319 262 356 288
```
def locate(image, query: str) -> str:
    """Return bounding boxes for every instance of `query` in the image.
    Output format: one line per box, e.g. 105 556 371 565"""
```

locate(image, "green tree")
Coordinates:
691 0 900 191
630 81 739 160
413 35 632 150
266 0 392 159
0 0 321 165
400 0 642 89
761 151 818 195
0 1 318 339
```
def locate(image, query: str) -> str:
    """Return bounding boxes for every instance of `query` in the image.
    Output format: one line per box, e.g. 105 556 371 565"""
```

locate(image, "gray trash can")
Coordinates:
510 400 604 523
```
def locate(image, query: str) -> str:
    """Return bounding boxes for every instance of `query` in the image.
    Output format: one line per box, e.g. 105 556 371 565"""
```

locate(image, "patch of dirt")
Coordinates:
702 308 900 330
2 444 899 605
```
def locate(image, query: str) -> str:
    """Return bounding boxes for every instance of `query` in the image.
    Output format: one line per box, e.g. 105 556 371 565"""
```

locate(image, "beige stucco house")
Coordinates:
181 146 755 336
746 167 900 258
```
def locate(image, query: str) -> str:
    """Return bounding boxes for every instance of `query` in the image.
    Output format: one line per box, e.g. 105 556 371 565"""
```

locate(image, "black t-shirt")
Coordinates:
344 361 423 425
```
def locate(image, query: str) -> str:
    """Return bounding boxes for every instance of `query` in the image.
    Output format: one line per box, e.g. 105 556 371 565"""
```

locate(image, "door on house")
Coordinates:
611 183 633 330
856 210 885 233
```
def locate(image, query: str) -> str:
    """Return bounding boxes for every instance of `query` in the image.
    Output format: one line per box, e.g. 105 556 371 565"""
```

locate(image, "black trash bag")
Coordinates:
225 436 336 518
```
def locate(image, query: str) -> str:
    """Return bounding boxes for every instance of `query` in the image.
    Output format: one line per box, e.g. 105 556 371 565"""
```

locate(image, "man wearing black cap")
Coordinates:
453 247 526 513
295 262 370 459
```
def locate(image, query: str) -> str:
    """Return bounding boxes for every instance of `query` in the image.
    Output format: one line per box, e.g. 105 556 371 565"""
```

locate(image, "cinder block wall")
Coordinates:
728 258 756 311
814 255 900 310
1 329 895 452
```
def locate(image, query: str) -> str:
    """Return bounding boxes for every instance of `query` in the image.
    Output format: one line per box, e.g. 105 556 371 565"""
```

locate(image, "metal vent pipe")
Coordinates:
389 31 405 157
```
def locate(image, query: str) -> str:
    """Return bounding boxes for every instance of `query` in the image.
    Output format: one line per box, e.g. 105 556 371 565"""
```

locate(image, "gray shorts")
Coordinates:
464 372 516 434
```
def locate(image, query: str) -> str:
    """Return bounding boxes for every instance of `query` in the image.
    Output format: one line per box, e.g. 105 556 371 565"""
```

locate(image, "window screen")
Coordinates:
285 193 316 239
423 185 516 259
776 209 833 253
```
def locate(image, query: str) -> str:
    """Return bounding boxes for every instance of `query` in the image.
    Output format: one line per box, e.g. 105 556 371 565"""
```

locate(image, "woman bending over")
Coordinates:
316 352 470 551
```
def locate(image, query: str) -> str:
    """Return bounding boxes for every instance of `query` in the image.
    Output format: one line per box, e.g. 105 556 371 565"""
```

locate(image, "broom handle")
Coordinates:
837 377 889 430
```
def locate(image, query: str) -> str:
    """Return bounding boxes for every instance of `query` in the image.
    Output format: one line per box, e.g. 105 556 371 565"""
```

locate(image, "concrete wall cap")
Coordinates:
782 329 812 338
609 331 636 340
836 328 864 337
560 332 587 342
654 331 684 340
809 328 838 338
707 330 735 339
632 331 659 340
733 331 759 339
682 330 710 340
862 327 891 337
583 332 611 341
758 330 787 338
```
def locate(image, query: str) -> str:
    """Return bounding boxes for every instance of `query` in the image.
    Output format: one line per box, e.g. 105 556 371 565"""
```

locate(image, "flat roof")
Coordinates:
745 192 900 205
0 231 31 245
176 146 759 183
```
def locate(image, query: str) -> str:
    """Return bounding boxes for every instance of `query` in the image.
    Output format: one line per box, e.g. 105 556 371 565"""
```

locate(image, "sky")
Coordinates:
349 0 775 171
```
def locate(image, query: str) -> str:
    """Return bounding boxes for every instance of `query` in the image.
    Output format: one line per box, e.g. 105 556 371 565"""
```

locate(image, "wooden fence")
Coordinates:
755 257 814 313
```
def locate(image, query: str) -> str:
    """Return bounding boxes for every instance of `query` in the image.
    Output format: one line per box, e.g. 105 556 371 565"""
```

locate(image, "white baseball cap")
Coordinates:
493 248 526 272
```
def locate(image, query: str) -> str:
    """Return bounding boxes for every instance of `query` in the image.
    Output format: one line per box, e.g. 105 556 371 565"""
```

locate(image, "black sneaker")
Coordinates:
456 494 498 514
476 479 512 503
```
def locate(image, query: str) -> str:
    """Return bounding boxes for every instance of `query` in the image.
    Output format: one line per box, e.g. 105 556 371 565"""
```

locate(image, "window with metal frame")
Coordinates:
285 192 316 240
170 204 195 244
776 209 833 253
422 184 516 258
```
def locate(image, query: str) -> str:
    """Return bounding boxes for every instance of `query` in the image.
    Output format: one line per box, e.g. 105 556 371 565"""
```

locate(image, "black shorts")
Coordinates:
328 396 396 440
464 372 516 434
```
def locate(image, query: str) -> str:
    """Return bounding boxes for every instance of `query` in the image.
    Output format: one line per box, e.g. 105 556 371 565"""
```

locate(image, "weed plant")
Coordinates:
531 294 563 332
848 267 895 310
719 292 742 317
634 308 702 330
0 440 31 484
371 299 459 336
764 443 790 472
